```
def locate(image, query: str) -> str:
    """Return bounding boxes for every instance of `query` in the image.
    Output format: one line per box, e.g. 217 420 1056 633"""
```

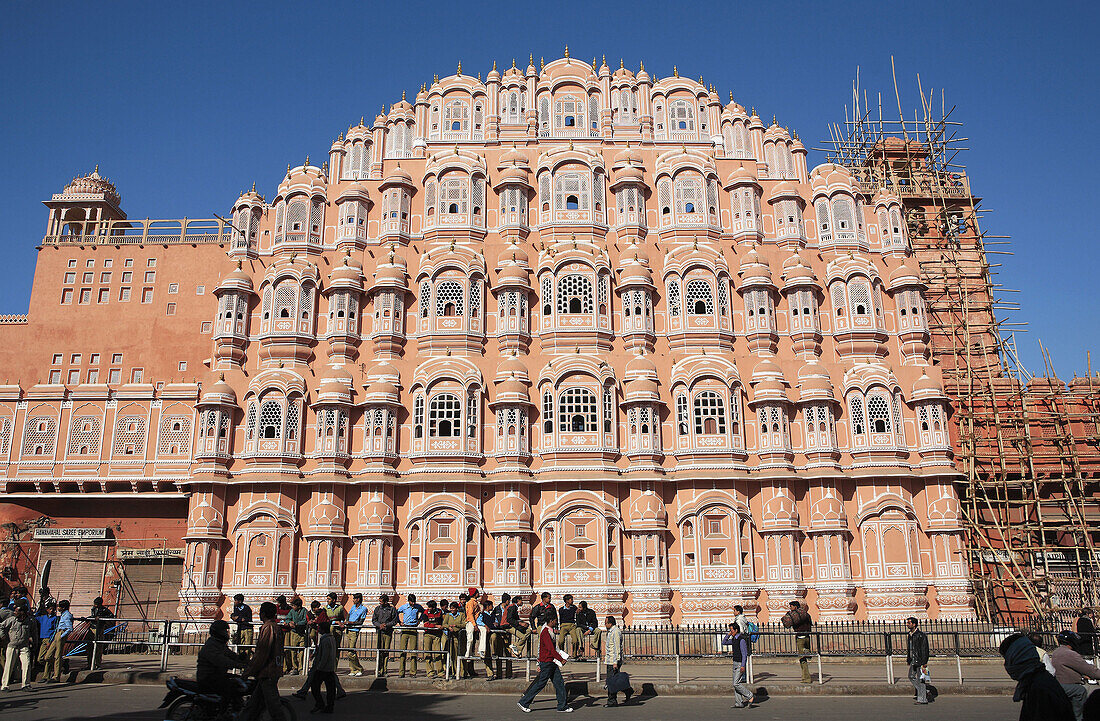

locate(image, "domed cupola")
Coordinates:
781 250 823 358
617 243 656 352
196 372 239 464
230 185 264 257
494 241 532 353
367 248 409 358
213 261 256 368
738 247 778 355
45 165 127 239
627 489 668 532
490 352 534 463
622 350 663 463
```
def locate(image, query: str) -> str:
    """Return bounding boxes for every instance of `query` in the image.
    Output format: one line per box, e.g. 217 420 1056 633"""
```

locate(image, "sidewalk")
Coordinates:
58 652 1016 696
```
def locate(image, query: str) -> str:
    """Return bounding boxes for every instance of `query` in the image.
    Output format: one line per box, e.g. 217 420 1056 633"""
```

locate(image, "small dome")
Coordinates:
217 261 254 293
200 373 237 407
623 375 659 402
499 144 529 167
809 495 846 531
496 352 529 380
372 250 409 288
356 494 396 535
613 144 643 166
380 164 414 188
186 497 224 537
761 493 799 530
888 259 923 290
610 164 645 186
781 251 817 289
306 498 346 536
335 182 371 205
738 247 773 285
927 495 962 530
625 351 658 379
768 180 802 202
911 370 946 401
328 254 364 287
724 165 760 189
627 491 667 531
489 491 533 533
63 166 120 205
494 164 531 187
796 361 834 402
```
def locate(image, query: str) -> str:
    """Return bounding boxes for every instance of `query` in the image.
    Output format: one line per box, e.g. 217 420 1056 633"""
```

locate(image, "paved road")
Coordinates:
0 683 1020 720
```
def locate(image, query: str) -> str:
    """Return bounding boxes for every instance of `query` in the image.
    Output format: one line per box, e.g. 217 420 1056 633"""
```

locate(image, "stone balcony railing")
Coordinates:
43 217 233 246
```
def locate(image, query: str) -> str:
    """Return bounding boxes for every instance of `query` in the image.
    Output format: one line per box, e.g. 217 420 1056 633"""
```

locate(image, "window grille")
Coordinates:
832 197 854 231
259 400 282 439
22 416 56 456
467 390 478 437
429 393 462 437
113 415 147 455
558 388 597 432
667 279 681 316
67 416 101 455
420 281 432 318
589 95 599 130
693 391 727 434
670 100 694 130
414 394 425 437
435 280 465 317
554 173 589 211
849 397 865 435
309 199 323 236
541 276 553 315
158 416 191 455
597 273 608 308
603 386 613 433
441 178 468 214
849 282 871 316
675 177 702 214
469 280 481 316
425 180 436 210
557 274 593 314
831 284 845 316
542 389 554 433
717 280 729 315
868 395 891 433
245 402 257 441
285 400 300 441
685 279 714 315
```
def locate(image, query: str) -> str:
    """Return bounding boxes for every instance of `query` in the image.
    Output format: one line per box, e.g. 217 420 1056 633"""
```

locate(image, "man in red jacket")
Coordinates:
517 616 572 713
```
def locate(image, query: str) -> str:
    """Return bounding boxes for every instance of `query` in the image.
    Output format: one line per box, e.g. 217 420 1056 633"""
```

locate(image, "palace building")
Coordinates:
0 54 976 623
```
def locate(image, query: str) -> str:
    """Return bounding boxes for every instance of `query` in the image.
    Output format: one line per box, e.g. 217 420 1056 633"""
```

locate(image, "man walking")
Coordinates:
781 600 813 683
604 615 633 707
557 595 582 657
0 605 37 690
344 593 369 677
905 617 930 705
42 599 72 683
230 594 254 648
732 604 750 634
241 602 287 721
1051 630 1100 721
517 615 572 713
722 623 755 709
396 593 423 678
308 621 339 714
371 593 398 677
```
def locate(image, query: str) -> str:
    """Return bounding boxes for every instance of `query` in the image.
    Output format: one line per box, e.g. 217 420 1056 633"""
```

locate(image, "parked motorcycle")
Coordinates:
159 675 297 721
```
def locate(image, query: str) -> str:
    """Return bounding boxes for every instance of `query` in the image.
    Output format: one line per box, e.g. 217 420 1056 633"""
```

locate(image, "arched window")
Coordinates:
414 394 425 438
676 392 689 435
420 281 432 319
429 393 462 437
667 279 681 316
541 276 553 316
849 281 871 317
259 400 282 439
832 197 855 235
440 178 468 215
435 280 464 317
848 396 865 436
558 388 597 432
554 173 589 212
669 100 694 131
554 95 582 131
675 177 702 215
273 284 295 320
557 274 593 314
466 388 478 437
444 100 469 135
685 279 714 315
693 391 727 435
867 394 892 434
542 389 554 433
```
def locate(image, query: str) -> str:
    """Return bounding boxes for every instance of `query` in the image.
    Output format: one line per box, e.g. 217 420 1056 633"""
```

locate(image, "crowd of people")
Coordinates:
999 617 1100 721
0 586 115 691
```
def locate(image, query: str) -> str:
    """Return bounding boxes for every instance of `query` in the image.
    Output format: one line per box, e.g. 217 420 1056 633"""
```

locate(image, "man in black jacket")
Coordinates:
197 620 245 709
905 617 930 705
528 592 557 629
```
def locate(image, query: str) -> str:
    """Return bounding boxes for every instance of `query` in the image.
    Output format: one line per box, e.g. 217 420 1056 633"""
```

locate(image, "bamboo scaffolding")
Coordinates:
820 63 1100 622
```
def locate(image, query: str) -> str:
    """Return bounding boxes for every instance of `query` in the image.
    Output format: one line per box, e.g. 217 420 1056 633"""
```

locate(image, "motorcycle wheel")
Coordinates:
257 699 297 721
165 697 211 721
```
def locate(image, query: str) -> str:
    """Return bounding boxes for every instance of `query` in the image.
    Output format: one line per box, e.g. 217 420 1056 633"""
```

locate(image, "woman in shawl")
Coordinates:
999 632 1074 721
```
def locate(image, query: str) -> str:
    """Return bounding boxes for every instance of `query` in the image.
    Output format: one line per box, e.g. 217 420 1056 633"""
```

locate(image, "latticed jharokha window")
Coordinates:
259 400 282 439
867 394 892 433
429 393 462 437
667 279 681 316
669 100 694 130
558 388 597 432
435 280 464 317
554 173 589 211
557 274 593 314
693 391 727 435
685 280 714 315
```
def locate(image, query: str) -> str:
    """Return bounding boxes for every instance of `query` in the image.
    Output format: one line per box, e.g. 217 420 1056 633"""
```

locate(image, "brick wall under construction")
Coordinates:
825 99 1100 623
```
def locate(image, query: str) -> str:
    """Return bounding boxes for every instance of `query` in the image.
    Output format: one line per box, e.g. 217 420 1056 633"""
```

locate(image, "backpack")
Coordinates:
745 620 760 644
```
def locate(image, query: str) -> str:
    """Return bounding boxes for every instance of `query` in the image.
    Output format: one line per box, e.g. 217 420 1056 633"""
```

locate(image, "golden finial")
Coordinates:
772 115 777 125
729 91 734 102
492 59 497 71
602 54 606 66
453 144 460 155
457 61 462 76
540 56 545 70
337 132 343 141
286 163 291 175
619 58 624 69
421 82 426 91
673 66 678 77
304 155 310 166
564 45 569 59
94 164 99 174
360 116 364 126
751 107 756 116
250 181 256 192
592 57 597 71
568 141 573 150
699 75 704 84
529 53 534 65
511 58 517 69
402 89 406 101
321 161 327 174
433 74 439 83
639 60 645 71
219 372 225 381
236 260 242 270
477 72 481 82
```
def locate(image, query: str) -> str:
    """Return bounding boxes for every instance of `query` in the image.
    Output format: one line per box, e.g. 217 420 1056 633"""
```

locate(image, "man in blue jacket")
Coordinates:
722 623 755 709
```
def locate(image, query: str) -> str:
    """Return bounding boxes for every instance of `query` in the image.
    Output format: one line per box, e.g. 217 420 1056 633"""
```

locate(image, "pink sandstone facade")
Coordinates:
0 55 974 624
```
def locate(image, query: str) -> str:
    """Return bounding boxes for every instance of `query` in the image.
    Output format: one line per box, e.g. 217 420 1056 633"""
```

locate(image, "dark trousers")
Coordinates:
240 677 287 721
519 661 568 711
310 670 337 711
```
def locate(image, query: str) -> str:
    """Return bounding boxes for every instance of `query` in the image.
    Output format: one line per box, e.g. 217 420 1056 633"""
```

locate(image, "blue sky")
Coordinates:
1 1 1096 376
